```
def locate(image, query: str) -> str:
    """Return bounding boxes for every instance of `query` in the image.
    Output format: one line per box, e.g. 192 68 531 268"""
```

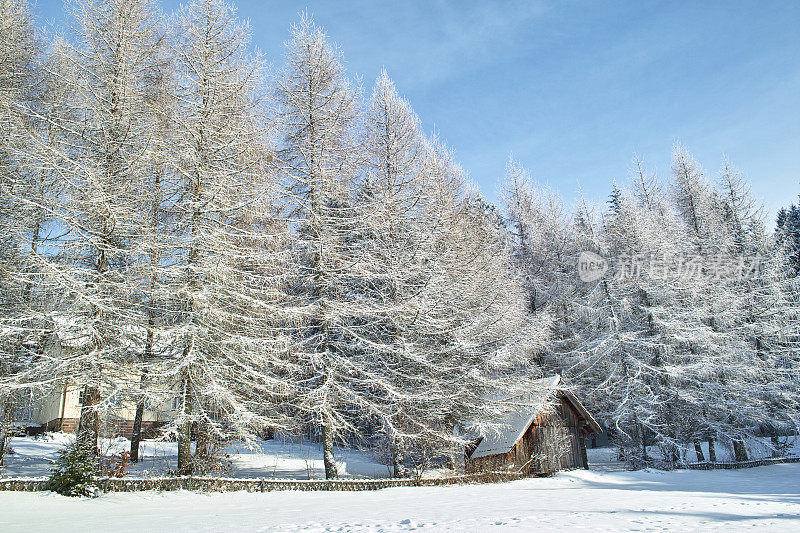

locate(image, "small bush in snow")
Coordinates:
100 451 131 478
46 441 100 498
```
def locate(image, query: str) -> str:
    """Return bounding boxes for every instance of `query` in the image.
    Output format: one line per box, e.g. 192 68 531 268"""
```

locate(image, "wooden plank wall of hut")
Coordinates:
556 397 585 470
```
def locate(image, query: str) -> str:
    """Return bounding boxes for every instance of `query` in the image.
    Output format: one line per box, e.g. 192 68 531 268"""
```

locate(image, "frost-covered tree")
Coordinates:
557 185 675 463
404 141 547 471
276 15 370 478
358 70 427 476
1 0 168 461
709 161 799 458
0 0 44 466
501 157 579 320
776 198 800 275
165 0 290 475
128 37 174 464
357 80 547 476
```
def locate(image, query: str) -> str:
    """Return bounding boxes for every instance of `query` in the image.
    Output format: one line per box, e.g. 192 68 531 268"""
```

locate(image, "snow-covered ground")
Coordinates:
0 463 798 532
5 433 797 480
1 435 799 531
585 438 800 469
0 434 391 479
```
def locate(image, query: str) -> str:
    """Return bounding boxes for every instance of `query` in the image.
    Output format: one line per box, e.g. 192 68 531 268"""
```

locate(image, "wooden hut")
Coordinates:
465 375 601 475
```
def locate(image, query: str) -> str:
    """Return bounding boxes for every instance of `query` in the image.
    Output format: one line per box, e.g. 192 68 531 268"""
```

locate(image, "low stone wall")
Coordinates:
0 478 48 492
0 471 527 493
686 455 800 470
5 458 798 492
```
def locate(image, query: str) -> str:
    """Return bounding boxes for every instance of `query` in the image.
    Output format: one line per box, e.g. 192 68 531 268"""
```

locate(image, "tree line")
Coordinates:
503 152 799 465
0 0 543 477
1 0 797 477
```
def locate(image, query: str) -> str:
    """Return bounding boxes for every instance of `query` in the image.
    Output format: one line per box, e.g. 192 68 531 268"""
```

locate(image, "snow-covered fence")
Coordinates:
0 471 527 493
687 455 800 470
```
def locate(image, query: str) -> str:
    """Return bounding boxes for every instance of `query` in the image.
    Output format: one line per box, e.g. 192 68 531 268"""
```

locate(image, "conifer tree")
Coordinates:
166 0 289 474
0 0 43 466
776 198 800 275
12 0 168 459
276 15 365 479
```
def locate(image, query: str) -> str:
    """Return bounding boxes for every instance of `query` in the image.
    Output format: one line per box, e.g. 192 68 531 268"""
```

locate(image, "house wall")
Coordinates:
13 331 180 437
465 449 515 473
553 397 585 470
33 382 178 438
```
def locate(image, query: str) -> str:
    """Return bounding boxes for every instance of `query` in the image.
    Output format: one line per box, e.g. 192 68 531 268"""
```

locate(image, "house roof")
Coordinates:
46 313 180 356
470 375 560 459
469 375 600 459
560 389 602 435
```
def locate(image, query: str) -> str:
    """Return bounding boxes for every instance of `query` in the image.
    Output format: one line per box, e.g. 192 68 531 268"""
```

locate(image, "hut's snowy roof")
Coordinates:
470 375 561 459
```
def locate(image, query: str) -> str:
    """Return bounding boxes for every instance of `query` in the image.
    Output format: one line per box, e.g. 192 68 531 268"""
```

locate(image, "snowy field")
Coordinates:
5 433 797 480
0 434 391 479
0 436 799 531
0 463 798 532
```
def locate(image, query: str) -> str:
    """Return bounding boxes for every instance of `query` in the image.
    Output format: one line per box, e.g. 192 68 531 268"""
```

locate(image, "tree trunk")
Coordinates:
177 419 193 476
579 434 589 470
639 424 648 462
0 395 15 467
733 440 749 462
195 420 212 474
129 395 146 464
694 441 705 462
391 435 407 478
76 385 100 458
321 420 337 479
707 437 716 462
129 367 149 463
131 309 155 464
771 434 781 457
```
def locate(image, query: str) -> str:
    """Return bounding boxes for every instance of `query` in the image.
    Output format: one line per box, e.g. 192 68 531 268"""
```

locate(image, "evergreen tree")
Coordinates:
8 0 168 460
166 0 290 475
0 0 44 467
776 198 800 275
276 14 365 479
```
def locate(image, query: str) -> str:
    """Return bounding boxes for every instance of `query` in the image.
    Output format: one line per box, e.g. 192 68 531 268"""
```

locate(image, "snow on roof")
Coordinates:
470 375 561 459
49 313 93 349
47 313 179 354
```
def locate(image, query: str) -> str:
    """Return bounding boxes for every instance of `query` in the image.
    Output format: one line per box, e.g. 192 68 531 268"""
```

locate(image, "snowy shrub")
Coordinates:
46 441 100 498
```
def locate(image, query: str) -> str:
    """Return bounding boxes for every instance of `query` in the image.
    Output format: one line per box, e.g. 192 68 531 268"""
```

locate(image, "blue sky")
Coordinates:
34 0 799 224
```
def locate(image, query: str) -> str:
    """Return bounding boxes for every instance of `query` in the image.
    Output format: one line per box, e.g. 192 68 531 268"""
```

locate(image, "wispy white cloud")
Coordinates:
306 0 550 90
